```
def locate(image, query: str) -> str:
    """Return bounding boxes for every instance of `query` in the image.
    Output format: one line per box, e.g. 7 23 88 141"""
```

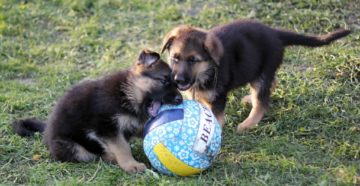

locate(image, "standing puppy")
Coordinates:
13 50 182 173
161 19 350 132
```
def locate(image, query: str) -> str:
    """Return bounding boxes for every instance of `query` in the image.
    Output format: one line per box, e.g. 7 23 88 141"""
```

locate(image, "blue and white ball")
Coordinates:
143 100 222 176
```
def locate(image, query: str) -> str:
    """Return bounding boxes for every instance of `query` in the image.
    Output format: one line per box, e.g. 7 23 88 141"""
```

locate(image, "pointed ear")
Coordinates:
137 49 160 67
204 33 224 66
161 25 193 54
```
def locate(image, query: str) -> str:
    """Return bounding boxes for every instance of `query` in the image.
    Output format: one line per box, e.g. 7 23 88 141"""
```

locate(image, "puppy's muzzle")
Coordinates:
174 74 192 91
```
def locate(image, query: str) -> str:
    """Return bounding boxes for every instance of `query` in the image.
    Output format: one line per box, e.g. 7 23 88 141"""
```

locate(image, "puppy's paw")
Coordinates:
236 122 258 133
121 161 147 173
241 95 252 105
216 114 225 128
101 154 116 164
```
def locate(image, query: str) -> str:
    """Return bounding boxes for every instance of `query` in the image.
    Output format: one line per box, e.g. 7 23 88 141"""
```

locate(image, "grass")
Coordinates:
0 0 359 185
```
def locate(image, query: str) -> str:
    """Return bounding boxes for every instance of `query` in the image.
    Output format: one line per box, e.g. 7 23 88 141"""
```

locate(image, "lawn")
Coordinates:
0 0 359 185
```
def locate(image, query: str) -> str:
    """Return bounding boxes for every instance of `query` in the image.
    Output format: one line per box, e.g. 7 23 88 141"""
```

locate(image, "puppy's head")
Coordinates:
132 49 182 116
161 25 223 91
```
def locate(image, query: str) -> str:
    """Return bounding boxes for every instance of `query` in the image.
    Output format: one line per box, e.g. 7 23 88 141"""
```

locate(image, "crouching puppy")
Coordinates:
12 49 182 173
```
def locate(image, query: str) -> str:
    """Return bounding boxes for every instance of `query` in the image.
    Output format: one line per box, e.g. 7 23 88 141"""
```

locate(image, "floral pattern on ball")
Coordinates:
143 100 222 176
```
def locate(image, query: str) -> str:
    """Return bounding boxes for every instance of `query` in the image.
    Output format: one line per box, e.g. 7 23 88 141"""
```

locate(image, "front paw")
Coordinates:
121 161 147 173
241 95 252 105
236 121 258 133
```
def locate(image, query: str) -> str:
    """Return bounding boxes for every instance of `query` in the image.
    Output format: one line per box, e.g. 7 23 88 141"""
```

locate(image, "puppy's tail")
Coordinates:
12 119 46 137
277 28 351 47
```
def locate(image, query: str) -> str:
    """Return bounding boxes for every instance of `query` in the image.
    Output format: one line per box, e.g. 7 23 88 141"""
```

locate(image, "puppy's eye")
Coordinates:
160 79 169 86
188 56 197 64
171 56 179 64
160 76 170 86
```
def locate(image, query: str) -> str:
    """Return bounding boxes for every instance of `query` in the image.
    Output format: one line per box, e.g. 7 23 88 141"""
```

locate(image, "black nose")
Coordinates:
174 94 183 104
174 74 186 85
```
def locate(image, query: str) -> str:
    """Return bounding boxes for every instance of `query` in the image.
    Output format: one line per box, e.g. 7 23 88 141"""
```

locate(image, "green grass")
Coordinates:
1 0 359 185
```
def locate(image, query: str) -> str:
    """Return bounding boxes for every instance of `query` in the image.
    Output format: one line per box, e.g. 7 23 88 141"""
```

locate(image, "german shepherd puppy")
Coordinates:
160 19 350 133
12 49 182 173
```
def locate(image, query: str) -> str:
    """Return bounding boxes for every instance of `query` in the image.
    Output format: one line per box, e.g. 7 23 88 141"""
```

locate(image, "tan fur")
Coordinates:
183 78 217 111
236 104 265 132
161 25 207 53
99 115 144 167
101 153 116 163
239 79 277 132
162 20 350 134
183 89 212 108
193 62 210 85
74 144 96 162
105 135 146 173
237 82 266 132
204 33 224 65
124 75 158 112
184 88 223 126
13 49 181 174
86 131 127 165
87 131 107 148
216 112 225 127
242 79 277 106
161 26 223 66
195 89 217 105
271 79 277 93
85 115 146 171
133 76 157 99
161 25 221 101
133 76 157 94
178 61 217 103
162 26 224 125
114 114 141 132
131 64 145 76
241 95 252 104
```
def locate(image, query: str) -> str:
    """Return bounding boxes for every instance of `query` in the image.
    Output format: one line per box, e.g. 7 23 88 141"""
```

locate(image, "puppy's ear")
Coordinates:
137 49 160 67
160 35 175 54
204 33 224 66
161 25 193 54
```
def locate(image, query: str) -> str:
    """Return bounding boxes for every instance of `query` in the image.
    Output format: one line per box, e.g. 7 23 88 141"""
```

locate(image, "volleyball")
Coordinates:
143 100 222 176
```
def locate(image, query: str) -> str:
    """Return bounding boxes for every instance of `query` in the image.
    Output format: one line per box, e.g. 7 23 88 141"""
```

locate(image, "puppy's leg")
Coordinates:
211 93 227 127
49 138 95 162
238 44 283 133
199 98 226 127
73 144 96 162
237 82 266 132
101 152 116 164
241 95 252 104
215 112 225 127
242 79 277 105
192 89 227 127
203 102 226 127
105 135 146 173
270 78 277 93
237 77 274 133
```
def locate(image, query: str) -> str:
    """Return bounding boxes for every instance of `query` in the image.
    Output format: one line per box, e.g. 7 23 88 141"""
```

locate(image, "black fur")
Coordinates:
12 119 45 137
162 20 350 130
207 20 350 112
278 28 351 46
12 50 182 172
